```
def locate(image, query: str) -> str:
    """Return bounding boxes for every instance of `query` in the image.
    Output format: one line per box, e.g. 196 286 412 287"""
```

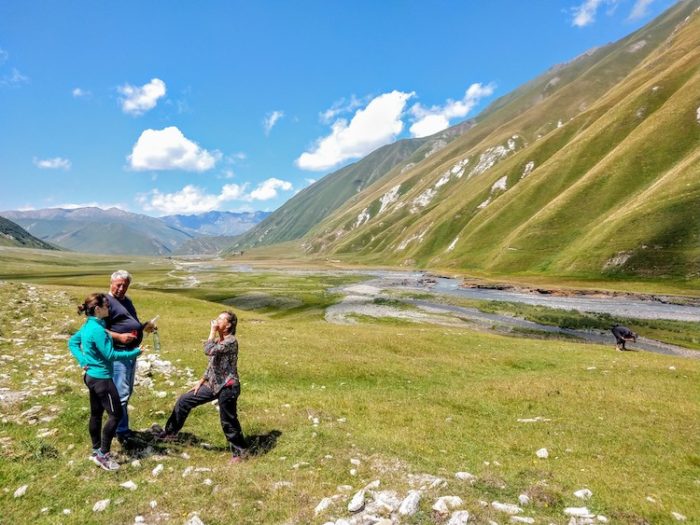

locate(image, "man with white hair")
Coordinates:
106 270 155 445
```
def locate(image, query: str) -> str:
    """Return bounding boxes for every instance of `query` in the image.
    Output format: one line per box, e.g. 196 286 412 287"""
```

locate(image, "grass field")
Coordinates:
0 248 698 524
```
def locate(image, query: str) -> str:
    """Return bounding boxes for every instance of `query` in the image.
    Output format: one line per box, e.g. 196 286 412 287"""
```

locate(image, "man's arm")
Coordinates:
106 329 136 346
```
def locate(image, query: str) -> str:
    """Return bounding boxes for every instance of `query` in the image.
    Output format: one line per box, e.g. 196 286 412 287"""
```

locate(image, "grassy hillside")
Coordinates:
299 1 700 280
228 122 475 251
0 251 697 524
0 216 57 250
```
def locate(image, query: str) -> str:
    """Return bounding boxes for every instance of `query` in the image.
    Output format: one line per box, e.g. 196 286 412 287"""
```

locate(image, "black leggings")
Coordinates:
164 383 247 454
84 375 123 453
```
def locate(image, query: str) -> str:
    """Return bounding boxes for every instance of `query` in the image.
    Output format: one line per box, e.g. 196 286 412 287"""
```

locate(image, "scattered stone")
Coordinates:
151 463 164 476
135 517 145 523
13 484 28 498
337 485 353 492
272 481 293 490
536 448 549 459
63 509 71 515
518 494 530 506
433 496 463 515
370 490 401 514
492 501 523 515
646 496 657 503
564 507 594 518
348 489 366 513
517 416 551 423
150 500 157 509
184 513 205 525
93 499 110 512
349 468 357 476
574 488 592 500
350 458 361 466
120 480 138 491
364 479 380 490
131 459 142 468
398 490 421 516
511 517 534 524
314 497 333 515
455 471 476 483
447 510 470 525
671 512 687 521
203 478 213 486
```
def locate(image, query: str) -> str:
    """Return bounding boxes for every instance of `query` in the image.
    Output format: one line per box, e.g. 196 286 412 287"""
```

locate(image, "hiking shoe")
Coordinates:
88 448 99 460
92 451 120 471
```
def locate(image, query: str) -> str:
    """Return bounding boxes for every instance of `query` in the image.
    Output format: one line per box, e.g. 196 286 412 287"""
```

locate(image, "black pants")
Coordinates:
84 375 123 453
612 327 630 349
164 383 247 454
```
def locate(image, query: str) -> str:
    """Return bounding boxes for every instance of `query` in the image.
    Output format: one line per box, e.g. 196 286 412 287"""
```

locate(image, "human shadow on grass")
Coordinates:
143 427 282 457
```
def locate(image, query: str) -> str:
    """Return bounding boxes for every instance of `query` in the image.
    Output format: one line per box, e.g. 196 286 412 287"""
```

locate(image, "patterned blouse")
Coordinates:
202 335 239 395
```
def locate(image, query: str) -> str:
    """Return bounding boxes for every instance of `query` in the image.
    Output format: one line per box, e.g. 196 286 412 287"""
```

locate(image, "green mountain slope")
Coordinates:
0 216 58 250
302 0 700 279
228 121 474 250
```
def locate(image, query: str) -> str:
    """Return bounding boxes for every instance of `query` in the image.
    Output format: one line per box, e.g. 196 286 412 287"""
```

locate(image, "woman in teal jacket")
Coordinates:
68 293 142 471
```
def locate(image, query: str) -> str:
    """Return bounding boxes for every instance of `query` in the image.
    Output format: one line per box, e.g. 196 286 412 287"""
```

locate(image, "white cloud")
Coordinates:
57 202 126 210
33 157 71 170
138 177 293 214
263 110 284 135
128 126 221 171
409 83 495 138
118 78 166 115
320 95 366 124
629 0 654 19
72 87 91 98
0 67 29 87
296 90 414 171
249 178 293 201
571 0 620 27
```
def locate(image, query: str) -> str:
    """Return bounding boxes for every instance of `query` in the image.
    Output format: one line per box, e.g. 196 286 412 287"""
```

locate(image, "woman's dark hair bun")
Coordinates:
78 293 107 316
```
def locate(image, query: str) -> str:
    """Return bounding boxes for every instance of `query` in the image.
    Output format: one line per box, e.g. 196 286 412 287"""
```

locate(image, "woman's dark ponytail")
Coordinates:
78 293 107 316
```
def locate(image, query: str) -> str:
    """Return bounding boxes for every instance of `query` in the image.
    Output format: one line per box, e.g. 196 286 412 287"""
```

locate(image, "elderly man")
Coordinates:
106 270 155 445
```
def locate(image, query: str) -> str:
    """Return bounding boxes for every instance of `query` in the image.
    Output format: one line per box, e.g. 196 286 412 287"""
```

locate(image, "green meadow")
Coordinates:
0 248 698 524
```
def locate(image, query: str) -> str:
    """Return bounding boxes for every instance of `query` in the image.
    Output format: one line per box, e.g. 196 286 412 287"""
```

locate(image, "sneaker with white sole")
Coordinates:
92 451 120 471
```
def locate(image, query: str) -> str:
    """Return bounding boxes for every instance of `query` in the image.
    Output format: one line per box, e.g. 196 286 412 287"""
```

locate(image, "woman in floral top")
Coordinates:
159 311 248 462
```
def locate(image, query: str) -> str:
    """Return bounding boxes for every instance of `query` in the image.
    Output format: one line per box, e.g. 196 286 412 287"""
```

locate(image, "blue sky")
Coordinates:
0 0 677 216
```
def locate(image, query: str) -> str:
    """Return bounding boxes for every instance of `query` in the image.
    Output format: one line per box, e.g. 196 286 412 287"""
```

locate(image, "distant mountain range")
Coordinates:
232 0 700 278
0 208 267 255
0 216 58 250
160 211 270 236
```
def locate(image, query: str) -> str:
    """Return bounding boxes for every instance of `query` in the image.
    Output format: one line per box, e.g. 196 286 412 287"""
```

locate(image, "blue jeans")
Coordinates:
112 358 137 436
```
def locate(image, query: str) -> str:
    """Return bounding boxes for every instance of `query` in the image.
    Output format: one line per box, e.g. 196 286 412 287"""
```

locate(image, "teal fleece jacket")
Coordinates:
68 316 141 379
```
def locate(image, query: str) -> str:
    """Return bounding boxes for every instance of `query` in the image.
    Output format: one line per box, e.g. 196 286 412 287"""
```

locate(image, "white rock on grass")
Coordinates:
564 507 594 518
455 471 476 483
447 510 470 525
364 479 381 490
62 509 71 515
92 499 110 512
314 497 333 515
398 490 421 516
151 464 164 476
337 485 353 492
150 500 157 509
350 458 361 466
120 480 138 491
511 517 535 524
348 489 366 512
371 490 401 513
518 494 530 505
672 512 687 521
492 501 523 515
433 496 463 515
184 514 205 525
135 517 145 523
13 485 28 498
574 488 593 500
536 448 549 459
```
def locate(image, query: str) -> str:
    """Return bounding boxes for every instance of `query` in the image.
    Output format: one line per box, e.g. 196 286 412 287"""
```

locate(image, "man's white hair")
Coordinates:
111 270 132 282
